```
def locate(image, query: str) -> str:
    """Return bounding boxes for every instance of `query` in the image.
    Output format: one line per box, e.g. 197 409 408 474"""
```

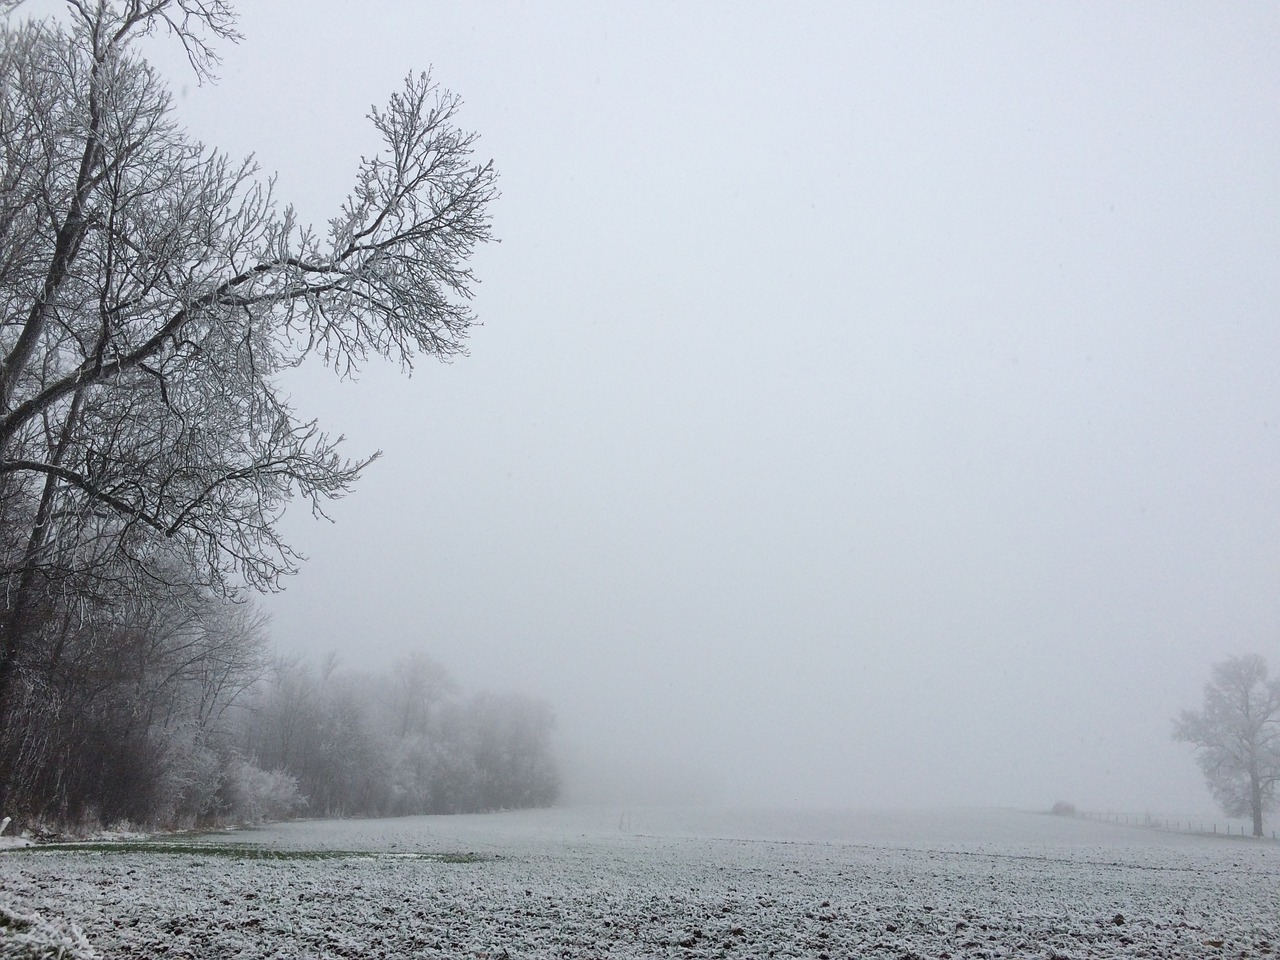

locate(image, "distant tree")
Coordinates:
464 690 559 811
0 0 496 725
1174 654 1280 837
388 651 457 739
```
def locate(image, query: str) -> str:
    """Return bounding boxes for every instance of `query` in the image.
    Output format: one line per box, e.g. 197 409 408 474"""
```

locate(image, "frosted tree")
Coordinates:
1174 654 1280 837
0 0 497 722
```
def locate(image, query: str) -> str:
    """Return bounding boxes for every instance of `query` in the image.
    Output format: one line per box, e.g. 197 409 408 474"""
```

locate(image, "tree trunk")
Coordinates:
1251 770 1264 837
0 389 84 723
0 518 53 724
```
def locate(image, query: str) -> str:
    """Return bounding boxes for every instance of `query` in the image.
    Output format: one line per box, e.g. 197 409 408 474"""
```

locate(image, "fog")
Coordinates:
121 3 1279 813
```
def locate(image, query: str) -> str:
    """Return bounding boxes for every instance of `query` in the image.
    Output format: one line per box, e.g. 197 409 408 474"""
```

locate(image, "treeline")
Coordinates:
244 651 560 819
0 594 559 830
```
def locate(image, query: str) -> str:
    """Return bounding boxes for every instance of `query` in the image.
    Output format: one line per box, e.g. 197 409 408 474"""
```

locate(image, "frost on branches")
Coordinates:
0 0 495 820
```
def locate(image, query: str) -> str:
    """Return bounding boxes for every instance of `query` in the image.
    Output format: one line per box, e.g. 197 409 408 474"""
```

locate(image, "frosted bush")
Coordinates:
222 760 303 823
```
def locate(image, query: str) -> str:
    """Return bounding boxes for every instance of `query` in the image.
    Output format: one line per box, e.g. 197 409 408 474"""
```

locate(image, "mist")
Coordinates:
126 2 1278 815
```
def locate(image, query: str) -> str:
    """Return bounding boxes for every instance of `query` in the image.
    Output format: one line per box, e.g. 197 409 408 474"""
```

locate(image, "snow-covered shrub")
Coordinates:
150 731 227 828
221 760 303 823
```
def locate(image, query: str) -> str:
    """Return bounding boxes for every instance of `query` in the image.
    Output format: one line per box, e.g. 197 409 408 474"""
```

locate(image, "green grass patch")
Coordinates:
5 841 487 862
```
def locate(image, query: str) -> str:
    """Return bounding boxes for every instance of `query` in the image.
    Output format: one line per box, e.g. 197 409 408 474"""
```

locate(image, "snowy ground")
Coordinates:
1 806 1277 958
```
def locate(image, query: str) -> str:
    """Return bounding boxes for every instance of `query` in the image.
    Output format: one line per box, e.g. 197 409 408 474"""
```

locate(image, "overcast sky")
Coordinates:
72 1 1280 813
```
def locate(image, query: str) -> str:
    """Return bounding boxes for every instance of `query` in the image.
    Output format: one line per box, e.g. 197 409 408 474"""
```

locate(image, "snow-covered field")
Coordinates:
2 806 1277 958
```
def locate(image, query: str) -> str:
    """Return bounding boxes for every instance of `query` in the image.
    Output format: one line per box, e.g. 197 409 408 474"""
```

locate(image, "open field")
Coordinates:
2 807 1277 958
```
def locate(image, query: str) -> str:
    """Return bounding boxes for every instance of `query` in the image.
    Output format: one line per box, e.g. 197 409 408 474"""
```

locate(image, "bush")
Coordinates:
221 760 303 823
1050 801 1077 817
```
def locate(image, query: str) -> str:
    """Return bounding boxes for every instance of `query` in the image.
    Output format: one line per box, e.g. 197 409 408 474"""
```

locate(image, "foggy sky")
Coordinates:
75 2 1280 813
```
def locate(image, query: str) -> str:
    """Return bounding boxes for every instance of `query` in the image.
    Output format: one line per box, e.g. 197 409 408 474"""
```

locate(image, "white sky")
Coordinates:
36 1 1280 813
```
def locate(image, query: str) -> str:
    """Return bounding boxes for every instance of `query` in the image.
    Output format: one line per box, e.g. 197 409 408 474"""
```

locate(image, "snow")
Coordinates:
0 898 98 959
1 807 1276 958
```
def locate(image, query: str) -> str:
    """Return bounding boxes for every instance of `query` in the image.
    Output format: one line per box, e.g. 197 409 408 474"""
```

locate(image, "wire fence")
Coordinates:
1071 808 1277 841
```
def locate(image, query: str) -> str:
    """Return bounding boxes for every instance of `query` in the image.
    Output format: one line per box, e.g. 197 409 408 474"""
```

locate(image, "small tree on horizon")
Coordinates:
1174 654 1280 838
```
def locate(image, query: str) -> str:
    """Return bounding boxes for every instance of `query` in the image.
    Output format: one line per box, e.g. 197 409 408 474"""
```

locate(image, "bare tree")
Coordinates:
390 650 456 738
0 1 497 718
1174 654 1280 837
